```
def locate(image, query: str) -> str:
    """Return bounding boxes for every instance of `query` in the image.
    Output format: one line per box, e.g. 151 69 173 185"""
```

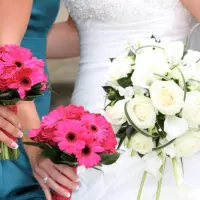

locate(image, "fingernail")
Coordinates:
75 185 79 191
65 193 71 198
75 178 80 183
17 131 23 138
11 142 18 149
18 123 22 129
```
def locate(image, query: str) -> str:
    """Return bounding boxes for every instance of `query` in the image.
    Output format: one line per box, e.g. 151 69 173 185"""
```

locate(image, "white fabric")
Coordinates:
63 0 200 199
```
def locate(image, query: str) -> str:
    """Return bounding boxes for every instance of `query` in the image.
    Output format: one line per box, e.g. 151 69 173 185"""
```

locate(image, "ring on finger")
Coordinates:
42 176 49 184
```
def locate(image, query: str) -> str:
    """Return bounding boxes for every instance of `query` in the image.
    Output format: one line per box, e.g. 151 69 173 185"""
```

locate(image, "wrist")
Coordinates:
22 136 41 166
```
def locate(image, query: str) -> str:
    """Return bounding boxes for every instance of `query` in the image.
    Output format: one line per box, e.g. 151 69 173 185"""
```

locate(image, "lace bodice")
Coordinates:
64 0 191 23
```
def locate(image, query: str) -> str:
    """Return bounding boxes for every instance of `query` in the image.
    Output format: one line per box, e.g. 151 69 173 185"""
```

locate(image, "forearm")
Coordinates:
18 101 41 163
0 0 33 45
181 0 200 22
0 0 40 132
47 17 79 59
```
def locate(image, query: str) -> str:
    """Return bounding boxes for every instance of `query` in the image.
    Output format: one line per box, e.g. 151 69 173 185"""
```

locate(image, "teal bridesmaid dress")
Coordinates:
0 1 60 199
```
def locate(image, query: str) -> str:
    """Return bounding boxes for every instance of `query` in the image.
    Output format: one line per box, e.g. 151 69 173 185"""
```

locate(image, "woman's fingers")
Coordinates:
0 131 18 149
34 172 52 200
0 116 23 138
35 166 71 198
0 106 20 128
49 165 78 190
55 164 79 182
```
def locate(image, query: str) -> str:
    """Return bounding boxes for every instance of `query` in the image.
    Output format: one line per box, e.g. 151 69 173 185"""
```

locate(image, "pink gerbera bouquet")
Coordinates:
0 44 47 160
25 104 119 200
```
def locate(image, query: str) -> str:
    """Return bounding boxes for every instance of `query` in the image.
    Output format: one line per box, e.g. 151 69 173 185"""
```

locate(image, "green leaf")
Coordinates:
126 125 136 138
127 50 136 58
100 153 120 165
102 86 122 101
41 148 56 158
117 135 126 149
61 152 77 163
117 76 132 88
23 142 47 149
59 161 78 168
109 58 115 62
124 102 157 138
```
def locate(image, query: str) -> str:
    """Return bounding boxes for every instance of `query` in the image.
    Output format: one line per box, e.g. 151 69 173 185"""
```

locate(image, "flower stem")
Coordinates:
137 171 147 200
155 156 166 200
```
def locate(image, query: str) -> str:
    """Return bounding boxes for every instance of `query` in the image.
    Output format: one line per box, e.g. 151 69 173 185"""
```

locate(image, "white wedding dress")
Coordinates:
63 0 200 199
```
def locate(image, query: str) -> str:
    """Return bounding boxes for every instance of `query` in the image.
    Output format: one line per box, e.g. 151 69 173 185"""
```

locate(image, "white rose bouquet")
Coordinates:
103 38 200 200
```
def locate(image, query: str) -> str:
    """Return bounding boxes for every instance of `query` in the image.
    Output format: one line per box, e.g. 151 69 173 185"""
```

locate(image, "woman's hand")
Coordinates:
32 155 79 200
0 106 23 149
24 137 79 200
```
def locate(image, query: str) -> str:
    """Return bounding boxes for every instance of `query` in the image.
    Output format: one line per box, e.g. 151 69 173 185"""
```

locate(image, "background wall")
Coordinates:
47 3 79 109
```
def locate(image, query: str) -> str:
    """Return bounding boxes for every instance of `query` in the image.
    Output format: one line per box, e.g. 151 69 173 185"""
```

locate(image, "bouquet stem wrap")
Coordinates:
52 168 77 200
0 105 19 160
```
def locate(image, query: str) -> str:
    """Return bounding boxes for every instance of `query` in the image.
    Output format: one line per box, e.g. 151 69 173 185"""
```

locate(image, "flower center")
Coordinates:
160 89 175 107
90 124 98 133
20 77 30 85
82 145 91 155
66 132 76 141
14 61 23 68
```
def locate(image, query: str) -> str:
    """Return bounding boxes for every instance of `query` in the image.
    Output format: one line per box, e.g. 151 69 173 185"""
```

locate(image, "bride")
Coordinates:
47 1 200 199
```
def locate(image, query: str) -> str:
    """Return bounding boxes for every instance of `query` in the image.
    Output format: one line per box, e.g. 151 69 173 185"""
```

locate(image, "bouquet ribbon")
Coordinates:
52 168 77 200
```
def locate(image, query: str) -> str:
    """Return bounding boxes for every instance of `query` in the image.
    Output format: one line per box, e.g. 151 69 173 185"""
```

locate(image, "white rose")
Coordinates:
131 65 155 88
175 130 200 157
106 56 133 87
129 133 153 154
150 80 184 115
132 50 170 88
136 49 170 75
105 99 127 125
164 41 184 65
182 91 200 128
164 115 188 140
126 96 156 129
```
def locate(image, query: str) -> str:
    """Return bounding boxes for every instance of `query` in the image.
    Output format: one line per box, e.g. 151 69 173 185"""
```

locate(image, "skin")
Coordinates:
181 0 200 22
46 17 79 59
0 1 78 199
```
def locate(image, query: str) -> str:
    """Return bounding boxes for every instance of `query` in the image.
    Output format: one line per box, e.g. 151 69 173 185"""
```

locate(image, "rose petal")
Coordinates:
164 116 188 140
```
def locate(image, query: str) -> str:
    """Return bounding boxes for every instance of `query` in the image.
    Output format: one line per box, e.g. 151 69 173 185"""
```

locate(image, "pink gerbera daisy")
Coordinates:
1 45 32 68
64 104 85 120
25 57 45 69
76 135 104 168
81 113 110 142
0 63 18 91
28 128 42 142
8 67 47 98
53 120 86 154
101 127 117 153
41 105 66 126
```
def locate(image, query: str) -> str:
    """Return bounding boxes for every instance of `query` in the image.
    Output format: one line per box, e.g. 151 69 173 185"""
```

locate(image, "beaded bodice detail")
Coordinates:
64 0 191 23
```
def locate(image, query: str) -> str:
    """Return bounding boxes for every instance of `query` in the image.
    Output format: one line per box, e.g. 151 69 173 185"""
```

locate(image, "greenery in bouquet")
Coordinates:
104 37 200 199
0 44 47 160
